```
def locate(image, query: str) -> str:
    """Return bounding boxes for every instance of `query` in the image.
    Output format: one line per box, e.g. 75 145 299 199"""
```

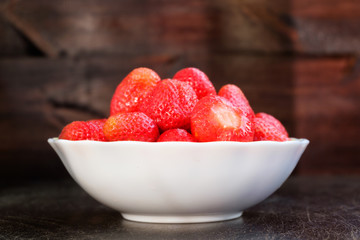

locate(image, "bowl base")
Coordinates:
122 212 243 223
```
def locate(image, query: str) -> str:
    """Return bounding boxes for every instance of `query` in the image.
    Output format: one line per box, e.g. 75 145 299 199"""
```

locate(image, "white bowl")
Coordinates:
48 138 309 223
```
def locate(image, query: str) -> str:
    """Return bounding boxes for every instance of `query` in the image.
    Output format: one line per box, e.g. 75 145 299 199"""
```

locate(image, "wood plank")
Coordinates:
0 56 181 152
0 56 176 180
1 0 213 57
2 0 360 57
0 14 28 57
1 55 359 177
293 57 360 174
292 0 360 19
2 1 59 57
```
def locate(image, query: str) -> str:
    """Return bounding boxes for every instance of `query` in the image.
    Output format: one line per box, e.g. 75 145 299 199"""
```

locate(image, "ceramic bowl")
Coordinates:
48 138 309 223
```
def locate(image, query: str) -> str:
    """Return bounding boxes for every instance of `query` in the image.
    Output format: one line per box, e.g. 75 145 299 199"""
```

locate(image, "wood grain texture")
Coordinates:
294 57 360 174
0 15 27 57
1 56 359 177
0 0 359 176
2 0 360 57
1 0 213 57
0 56 182 180
0 56 293 147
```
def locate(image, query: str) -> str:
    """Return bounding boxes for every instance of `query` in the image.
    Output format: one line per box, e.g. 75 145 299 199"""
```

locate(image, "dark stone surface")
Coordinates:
0 176 359 239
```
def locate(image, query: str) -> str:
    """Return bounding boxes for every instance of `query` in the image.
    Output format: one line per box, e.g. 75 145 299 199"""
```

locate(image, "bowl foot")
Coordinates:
122 212 243 223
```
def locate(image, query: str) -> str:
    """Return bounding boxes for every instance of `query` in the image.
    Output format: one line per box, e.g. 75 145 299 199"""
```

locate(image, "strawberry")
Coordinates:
59 119 106 141
110 67 161 115
157 129 197 142
139 79 198 131
218 84 255 121
86 119 107 141
253 112 289 141
103 112 159 142
191 95 254 142
255 112 288 137
173 67 216 99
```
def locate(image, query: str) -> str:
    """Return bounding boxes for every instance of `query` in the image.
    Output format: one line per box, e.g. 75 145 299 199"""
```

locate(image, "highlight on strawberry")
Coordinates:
58 67 290 142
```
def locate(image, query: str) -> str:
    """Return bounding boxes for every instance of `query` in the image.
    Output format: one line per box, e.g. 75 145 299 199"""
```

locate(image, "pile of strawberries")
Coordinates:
59 67 289 142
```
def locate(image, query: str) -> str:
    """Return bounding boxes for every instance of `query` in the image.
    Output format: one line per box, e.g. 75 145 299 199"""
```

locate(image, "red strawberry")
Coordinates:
253 112 289 141
157 129 197 142
255 112 288 137
110 67 161 115
191 95 254 142
59 119 106 141
139 79 198 131
218 84 255 121
103 112 159 142
87 119 107 141
173 67 216 99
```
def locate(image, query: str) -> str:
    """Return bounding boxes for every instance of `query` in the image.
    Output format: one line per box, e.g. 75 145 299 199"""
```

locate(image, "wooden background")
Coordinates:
0 0 359 181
